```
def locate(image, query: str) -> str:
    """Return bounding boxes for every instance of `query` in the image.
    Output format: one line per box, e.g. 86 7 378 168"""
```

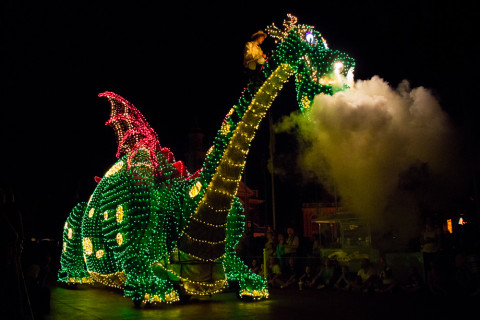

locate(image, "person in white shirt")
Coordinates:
243 30 267 83
351 259 375 292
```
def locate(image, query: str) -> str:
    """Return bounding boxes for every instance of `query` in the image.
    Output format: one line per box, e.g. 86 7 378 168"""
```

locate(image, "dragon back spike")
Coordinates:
98 91 161 171
266 13 299 43
283 13 298 31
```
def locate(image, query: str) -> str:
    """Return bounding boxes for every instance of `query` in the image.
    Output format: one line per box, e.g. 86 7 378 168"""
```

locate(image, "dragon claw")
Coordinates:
143 289 180 304
239 288 269 300
125 275 180 305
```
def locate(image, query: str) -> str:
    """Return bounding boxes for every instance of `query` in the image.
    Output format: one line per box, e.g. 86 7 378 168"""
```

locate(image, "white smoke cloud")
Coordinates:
276 76 463 248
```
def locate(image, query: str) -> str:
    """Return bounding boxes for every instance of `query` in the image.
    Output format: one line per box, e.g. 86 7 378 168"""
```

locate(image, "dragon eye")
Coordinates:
305 31 316 44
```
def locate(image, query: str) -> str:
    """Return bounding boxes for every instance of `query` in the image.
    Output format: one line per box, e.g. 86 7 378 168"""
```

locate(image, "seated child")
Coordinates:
267 257 282 287
335 265 352 291
312 258 335 289
298 265 316 290
375 259 397 293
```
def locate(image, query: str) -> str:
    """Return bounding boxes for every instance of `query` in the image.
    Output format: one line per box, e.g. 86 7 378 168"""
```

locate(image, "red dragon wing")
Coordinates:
98 91 161 171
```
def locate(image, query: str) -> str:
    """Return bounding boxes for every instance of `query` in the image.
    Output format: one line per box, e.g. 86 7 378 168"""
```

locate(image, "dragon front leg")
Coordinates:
58 202 93 285
121 246 179 305
110 177 179 305
223 198 269 300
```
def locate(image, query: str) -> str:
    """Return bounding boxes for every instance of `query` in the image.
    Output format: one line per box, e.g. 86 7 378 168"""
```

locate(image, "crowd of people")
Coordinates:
244 225 480 297
261 255 404 294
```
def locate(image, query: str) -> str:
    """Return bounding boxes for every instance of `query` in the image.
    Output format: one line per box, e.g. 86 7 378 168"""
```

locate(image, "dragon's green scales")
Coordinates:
58 15 354 305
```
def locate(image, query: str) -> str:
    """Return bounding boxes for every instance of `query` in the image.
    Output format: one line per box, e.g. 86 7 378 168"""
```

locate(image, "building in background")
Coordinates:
303 202 379 271
237 181 265 236
185 127 207 173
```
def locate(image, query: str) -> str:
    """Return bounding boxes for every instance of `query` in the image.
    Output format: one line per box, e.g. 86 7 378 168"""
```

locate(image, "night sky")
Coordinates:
1 1 478 238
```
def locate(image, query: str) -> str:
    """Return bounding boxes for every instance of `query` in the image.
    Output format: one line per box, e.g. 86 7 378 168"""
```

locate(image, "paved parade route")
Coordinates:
42 284 473 320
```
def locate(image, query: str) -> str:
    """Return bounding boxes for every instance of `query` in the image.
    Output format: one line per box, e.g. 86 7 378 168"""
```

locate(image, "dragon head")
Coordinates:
266 14 355 114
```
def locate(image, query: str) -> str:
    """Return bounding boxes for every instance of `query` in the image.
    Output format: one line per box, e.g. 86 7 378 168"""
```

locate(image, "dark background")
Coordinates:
1 1 478 238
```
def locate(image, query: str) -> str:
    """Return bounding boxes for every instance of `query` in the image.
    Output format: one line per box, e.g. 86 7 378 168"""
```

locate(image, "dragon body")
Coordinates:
58 15 355 305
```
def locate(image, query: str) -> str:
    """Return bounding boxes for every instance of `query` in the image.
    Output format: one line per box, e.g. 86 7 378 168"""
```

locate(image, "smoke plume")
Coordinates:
277 76 462 249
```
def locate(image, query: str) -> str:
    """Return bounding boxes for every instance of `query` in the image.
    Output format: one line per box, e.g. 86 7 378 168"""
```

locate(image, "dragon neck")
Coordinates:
176 63 294 261
202 63 294 215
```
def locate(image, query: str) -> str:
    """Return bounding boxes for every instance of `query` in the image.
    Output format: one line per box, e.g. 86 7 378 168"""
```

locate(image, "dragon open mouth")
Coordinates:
301 55 354 88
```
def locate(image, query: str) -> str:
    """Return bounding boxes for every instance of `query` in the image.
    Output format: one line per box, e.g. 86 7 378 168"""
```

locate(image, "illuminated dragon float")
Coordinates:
58 15 354 305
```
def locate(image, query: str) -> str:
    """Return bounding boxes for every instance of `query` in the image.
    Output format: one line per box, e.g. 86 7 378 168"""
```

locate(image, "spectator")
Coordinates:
402 266 424 294
421 217 441 281
0 187 33 320
250 258 262 275
280 256 301 289
267 257 282 288
276 233 286 270
466 252 480 296
284 227 299 258
334 265 353 291
312 258 335 289
298 265 316 290
264 232 275 259
351 259 375 293
426 260 447 295
25 251 52 318
311 233 322 258
374 259 397 293
453 252 475 296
